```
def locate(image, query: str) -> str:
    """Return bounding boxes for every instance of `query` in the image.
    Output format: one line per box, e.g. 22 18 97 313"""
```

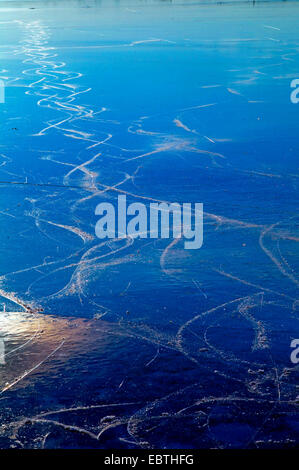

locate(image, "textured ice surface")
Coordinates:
0 0 298 449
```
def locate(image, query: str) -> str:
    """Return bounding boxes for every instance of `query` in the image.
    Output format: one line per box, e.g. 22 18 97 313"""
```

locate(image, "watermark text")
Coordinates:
95 196 203 250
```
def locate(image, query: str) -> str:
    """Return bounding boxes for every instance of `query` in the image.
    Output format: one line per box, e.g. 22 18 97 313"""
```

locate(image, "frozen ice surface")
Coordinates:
0 0 298 449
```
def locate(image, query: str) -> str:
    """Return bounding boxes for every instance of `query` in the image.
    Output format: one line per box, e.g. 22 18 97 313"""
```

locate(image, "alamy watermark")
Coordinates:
290 339 299 364
0 339 5 365
0 80 5 104
95 196 203 249
290 79 299 104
